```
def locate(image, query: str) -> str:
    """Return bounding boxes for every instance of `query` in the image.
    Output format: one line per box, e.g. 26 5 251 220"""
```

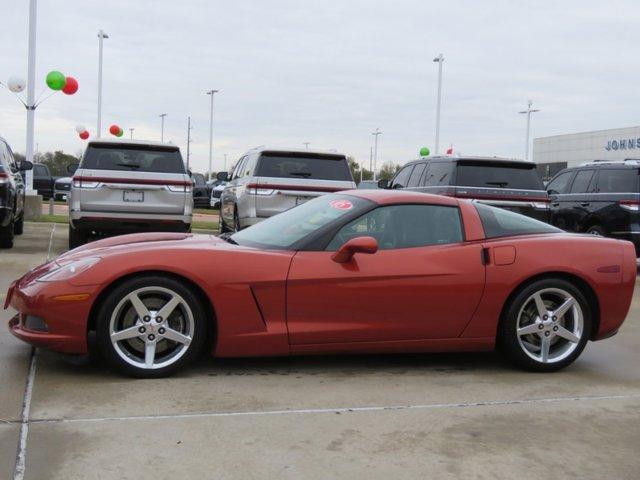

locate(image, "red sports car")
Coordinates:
6 190 636 377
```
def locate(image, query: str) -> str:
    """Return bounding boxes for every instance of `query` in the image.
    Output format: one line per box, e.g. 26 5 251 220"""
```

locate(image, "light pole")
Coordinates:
303 142 310 149
129 128 134 139
206 90 219 181
372 128 382 181
159 113 167 142
97 30 109 138
23 0 38 192
186 116 193 169
433 53 444 155
223 153 228 173
519 100 540 160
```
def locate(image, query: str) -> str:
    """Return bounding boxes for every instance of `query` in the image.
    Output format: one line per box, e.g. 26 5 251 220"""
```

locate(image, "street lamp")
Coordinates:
129 128 134 139
303 142 310 149
97 30 109 138
372 128 382 181
519 100 540 160
433 53 444 155
206 90 219 181
159 113 167 142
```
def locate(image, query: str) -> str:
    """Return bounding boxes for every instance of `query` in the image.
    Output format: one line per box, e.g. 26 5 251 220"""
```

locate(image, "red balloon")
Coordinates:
109 125 120 136
62 76 78 95
79 131 89 140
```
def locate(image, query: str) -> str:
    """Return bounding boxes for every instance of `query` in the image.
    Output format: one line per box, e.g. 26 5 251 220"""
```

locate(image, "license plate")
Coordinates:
295 196 309 206
123 191 144 202
61 194 67 201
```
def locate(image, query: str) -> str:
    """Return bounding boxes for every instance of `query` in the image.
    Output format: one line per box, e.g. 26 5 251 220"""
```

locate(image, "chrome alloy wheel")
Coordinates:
516 288 584 364
109 286 194 370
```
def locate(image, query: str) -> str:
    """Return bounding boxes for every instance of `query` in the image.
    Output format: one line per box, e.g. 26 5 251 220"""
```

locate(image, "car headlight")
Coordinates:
37 257 101 282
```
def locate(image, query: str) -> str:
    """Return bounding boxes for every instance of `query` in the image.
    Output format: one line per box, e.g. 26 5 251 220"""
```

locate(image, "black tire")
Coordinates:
95 274 207 378
68 224 86 250
14 212 24 235
586 224 604 237
0 217 15 248
497 278 592 372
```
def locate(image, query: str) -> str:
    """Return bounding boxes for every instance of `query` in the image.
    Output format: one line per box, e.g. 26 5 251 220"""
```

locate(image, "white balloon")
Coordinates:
75 125 86 134
7 76 26 93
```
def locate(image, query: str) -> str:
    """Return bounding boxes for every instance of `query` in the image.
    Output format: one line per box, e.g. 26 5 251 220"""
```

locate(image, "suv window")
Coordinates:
547 170 574 194
475 203 561 238
422 162 452 186
596 169 640 193
391 165 414 189
326 204 464 250
192 173 206 186
255 152 352 181
456 161 544 190
34 164 47 176
81 144 185 173
569 170 595 193
407 163 426 188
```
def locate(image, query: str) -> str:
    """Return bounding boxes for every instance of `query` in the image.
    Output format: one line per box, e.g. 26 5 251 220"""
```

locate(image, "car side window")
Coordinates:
546 171 574 194
569 170 595 194
595 169 640 193
326 204 464 251
232 156 247 180
406 163 426 188
34 164 47 176
390 165 414 189
422 162 452 186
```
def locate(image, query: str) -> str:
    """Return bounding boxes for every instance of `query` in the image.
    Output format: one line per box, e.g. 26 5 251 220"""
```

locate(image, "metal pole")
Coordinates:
304 142 310 149
369 147 373 178
224 154 228 172
97 30 108 138
186 116 191 169
372 128 382 181
25 0 38 192
129 128 134 139
159 113 167 142
433 53 444 155
519 100 540 161
206 90 218 181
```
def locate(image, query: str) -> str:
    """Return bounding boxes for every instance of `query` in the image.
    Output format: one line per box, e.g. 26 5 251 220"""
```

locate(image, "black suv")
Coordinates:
0 137 33 248
546 159 640 255
380 156 550 222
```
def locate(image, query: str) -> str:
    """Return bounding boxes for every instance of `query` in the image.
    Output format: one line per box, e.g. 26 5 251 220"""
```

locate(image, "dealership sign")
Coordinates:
605 138 640 151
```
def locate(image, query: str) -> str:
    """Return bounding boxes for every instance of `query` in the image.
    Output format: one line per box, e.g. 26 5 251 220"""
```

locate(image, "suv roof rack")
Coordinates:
579 159 640 167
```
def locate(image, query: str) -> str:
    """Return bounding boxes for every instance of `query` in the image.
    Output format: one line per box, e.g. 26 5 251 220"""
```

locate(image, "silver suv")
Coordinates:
68 139 193 249
217 147 356 232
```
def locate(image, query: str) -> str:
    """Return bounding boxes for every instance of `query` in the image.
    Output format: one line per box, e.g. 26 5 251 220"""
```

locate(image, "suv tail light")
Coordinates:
246 183 275 195
167 184 192 193
72 177 99 189
0 172 8 184
619 200 640 211
531 200 550 210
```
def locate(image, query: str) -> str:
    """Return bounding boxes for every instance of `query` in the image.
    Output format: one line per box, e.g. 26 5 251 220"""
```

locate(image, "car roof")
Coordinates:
405 155 534 166
342 189 459 206
87 138 178 148
245 145 347 157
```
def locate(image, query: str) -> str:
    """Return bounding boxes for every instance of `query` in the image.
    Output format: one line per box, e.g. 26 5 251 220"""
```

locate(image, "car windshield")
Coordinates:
230 194 371 249
255 152 352 181
457 161 544 190
81 143 186 174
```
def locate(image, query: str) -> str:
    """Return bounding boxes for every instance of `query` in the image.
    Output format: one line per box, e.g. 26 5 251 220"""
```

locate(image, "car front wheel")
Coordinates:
498 279 591 372
96 275 207 378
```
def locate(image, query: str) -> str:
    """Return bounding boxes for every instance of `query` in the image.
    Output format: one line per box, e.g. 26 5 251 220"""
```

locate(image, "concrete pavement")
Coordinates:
1 223 639 479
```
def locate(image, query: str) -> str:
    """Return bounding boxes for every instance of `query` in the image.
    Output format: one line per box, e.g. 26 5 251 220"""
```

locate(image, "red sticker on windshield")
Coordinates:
330 199 353 210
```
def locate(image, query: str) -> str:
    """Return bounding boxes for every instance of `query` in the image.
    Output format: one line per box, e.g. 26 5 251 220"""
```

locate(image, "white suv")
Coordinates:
217 147 356 232
68 139 193 249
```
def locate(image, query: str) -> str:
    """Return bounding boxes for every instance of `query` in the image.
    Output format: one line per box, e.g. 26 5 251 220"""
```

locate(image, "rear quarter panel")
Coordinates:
462 234 635 340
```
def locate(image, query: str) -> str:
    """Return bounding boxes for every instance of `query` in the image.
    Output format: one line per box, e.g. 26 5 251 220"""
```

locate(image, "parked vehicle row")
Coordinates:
0 137 33 248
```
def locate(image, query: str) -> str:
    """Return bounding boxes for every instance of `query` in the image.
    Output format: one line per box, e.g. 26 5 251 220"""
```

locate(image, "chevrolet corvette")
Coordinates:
6 190 636 377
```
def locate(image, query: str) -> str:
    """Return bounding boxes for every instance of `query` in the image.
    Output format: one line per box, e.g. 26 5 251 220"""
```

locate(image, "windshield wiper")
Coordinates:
116 163 141 170
219 233 238 245
485 181 509 188
290 172 312 177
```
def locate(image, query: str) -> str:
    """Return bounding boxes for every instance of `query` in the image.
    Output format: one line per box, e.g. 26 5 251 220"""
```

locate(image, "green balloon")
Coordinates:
116 128 124 137
419 147 430 157
46 71 66 91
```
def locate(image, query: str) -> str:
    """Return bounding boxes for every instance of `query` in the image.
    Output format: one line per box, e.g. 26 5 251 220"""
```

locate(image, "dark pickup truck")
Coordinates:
33 163 55 200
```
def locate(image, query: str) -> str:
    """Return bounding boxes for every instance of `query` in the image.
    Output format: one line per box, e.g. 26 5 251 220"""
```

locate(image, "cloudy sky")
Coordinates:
1 0 638 173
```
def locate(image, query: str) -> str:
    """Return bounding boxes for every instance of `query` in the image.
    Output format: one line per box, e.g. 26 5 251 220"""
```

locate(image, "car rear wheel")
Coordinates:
498 279 591 372
14 212 24 235
0 217 15 248
68 224 86 250
96 275 207 378
586 224 604 236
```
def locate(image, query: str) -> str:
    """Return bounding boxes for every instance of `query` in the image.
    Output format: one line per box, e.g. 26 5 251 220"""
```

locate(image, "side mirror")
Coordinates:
377 179 390 189
217 171 229 181
187 168 193 177
19 160 33 171
331 236 379 263
67 163 79 175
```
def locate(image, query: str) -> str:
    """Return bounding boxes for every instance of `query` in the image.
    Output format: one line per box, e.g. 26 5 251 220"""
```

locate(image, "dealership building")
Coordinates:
532 125 640 179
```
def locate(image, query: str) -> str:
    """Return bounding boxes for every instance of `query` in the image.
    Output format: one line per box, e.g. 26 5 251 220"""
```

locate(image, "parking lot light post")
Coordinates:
519 100 540 161
206 90 219 182
129 128 134 139
224 153 228 172
433 53 444 155
97 30 109 138
24 0 38 192
372 128 382 181
159 113 167 142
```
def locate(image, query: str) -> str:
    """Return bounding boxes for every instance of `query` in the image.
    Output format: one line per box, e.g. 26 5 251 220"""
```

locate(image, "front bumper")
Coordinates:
6 271 97 354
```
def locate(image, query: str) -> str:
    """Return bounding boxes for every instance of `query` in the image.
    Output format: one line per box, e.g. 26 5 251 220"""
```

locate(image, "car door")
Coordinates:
546 170 575 230
564 169 596 232
220 155 249 226
286 203 486 344
5 143 24 216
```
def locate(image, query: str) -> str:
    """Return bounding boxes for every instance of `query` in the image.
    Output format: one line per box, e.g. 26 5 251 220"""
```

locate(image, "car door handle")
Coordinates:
580 202 590 207
550 202 559 207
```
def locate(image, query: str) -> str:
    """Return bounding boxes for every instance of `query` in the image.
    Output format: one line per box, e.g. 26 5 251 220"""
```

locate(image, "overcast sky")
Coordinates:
1 0 638 173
